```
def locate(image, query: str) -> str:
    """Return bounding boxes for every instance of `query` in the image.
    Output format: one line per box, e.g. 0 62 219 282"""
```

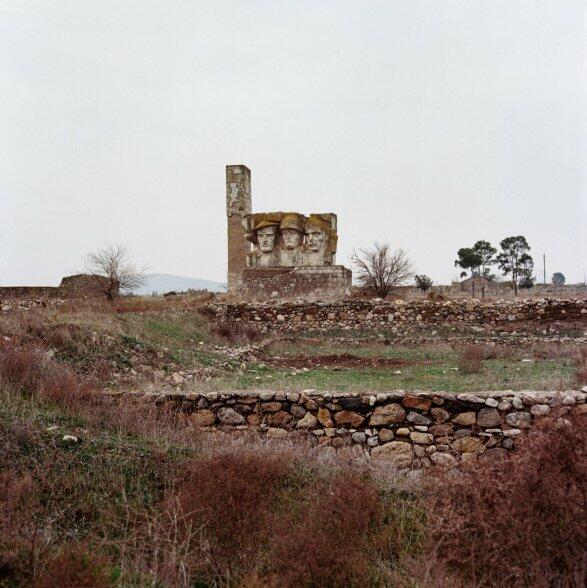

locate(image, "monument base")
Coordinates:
240 266 352 301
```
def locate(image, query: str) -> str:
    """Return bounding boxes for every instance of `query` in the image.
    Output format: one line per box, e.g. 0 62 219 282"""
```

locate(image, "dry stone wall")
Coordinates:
119 388 586 468
211 298 587 332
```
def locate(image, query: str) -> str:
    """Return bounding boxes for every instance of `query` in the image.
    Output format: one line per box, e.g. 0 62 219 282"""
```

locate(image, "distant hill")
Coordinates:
132 273 226 296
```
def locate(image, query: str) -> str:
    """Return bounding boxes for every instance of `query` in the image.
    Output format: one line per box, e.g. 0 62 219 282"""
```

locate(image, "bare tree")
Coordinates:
85 243 146 300
352 242 414 298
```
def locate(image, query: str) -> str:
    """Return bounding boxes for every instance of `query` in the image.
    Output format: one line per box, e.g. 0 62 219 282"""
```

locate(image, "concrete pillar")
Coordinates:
226 165 252 292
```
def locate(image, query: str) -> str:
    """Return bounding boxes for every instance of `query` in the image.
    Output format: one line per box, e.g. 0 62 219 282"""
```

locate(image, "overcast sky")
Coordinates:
1 0 585 286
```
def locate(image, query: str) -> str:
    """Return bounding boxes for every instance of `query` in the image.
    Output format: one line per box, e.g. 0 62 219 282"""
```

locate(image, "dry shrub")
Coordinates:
457 345 484 374
0 470 40 581
427 418 587 587
160 454 403 587
212 321 262 344
37 546 112 588
170 450 291 582
269 472 383 587
576 346 587 386
0 345 91 404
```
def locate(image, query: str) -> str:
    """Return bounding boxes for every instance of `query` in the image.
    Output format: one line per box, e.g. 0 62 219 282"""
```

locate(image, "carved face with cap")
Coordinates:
254 221 278 253
304 217 330 252
280 214 304 250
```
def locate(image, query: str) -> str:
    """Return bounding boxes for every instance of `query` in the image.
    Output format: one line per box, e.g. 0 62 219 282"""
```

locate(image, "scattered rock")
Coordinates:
506 412 532 428
334 410 365 428
452 412 476 426
317 407 334 427
296 412 318 429
371 441 414 468
530 404 550 416
407 411 431 426
217 407 245 425
266 427 288 438
477 408 502 428
431 407 450 422
452 436 485 454
430 452 457 468
402 394 432 411
191 410 216 426
369 403 406 426
410 432 434 444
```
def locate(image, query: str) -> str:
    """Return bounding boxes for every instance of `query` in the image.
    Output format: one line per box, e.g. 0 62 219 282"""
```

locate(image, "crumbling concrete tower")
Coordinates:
226 164 252 292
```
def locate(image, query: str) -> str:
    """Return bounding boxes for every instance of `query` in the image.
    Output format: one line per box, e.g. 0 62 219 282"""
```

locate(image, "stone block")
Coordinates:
371 441 414 468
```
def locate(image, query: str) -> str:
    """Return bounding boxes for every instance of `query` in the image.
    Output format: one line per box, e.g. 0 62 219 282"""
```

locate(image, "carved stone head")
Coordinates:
255 225 277 252
280 214 304 250
304 216 330 252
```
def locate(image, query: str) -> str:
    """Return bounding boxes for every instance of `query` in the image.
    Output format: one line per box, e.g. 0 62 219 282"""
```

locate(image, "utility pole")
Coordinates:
543 254 546 284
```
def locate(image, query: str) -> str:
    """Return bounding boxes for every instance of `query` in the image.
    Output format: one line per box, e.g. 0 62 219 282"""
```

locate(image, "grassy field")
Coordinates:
0 301 583 393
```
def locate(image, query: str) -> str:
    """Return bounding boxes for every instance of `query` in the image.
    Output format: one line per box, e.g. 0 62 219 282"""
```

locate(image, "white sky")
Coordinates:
1 0 585 286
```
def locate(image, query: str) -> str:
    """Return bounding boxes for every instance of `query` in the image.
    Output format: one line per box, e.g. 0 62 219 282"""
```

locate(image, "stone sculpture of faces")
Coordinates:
282 228 302 250
305 223 328 252
256 226 277 252
302 216 332 266
277 214 305 267
280 214 304 250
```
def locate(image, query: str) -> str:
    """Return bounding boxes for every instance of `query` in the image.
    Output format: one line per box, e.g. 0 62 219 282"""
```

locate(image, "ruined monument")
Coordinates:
226 165 351 300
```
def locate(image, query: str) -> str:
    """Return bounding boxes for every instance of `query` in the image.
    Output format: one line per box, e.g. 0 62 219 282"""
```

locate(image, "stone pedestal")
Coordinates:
240 266 352 301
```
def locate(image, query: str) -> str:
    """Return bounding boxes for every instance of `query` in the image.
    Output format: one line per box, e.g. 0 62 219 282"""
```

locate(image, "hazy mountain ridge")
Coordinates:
133 273 226 295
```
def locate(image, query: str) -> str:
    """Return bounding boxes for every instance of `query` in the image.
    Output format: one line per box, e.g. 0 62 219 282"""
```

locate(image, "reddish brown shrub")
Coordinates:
0 345 91 404
427 418 587 587
269 472 383 587
37 546 112 588
0 470 40 582
457 345 484 374
170 450 291 582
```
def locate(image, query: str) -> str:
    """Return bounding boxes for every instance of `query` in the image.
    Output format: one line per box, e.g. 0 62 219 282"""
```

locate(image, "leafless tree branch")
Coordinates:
352 242 414 298
85 243 146 300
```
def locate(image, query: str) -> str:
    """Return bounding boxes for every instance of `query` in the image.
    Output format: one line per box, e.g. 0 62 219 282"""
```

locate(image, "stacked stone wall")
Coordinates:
115 388 586 468
211 298 587 332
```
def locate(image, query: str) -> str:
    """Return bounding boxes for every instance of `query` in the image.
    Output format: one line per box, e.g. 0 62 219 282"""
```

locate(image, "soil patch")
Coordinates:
264 353 414 369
